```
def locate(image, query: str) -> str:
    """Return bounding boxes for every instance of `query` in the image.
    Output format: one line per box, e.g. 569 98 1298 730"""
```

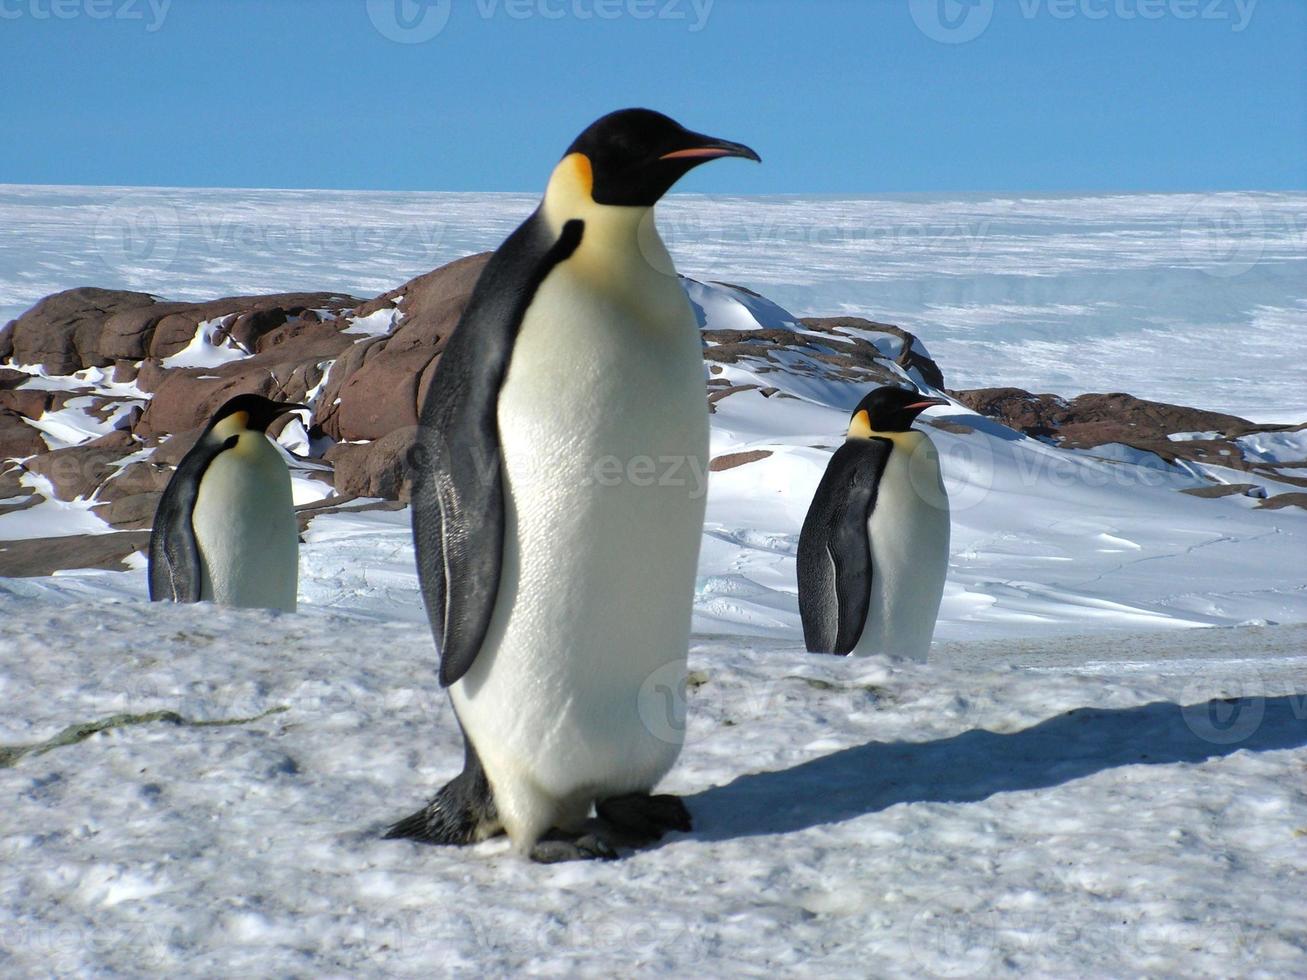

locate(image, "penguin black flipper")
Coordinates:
411 214 584 687
797 439 891 655
147 435 238 603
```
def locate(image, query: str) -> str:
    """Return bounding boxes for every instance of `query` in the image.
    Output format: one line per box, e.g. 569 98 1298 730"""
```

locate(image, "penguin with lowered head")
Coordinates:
798 385 951 661
148 393 305 613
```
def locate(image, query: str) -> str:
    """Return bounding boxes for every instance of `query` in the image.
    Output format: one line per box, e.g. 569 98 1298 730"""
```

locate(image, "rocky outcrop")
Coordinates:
2 252 1302 581
799 317 945 390
325 429 422 502
0 409 46 459
950 388 1261 447
4 288 360 374
711 450 774 472
314 253 491 442
953 386 1307 494
0 531 150 577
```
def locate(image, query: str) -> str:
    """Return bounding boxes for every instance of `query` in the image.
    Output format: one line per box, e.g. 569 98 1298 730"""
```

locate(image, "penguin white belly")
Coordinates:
450 262 708 842
855 431 949 661
191 433 299 613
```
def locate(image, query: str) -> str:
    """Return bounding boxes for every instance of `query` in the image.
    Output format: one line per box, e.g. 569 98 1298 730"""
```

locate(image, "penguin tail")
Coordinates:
382 806 447 843
383 768 499 846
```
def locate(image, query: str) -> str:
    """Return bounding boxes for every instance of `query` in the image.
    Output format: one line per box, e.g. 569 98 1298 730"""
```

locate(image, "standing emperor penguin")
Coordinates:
385 109 759 862
148 394 305 613
798 386 951 661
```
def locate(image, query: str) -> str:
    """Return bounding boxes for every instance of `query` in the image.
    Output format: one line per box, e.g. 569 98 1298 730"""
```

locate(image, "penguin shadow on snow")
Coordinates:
680 695 1307 842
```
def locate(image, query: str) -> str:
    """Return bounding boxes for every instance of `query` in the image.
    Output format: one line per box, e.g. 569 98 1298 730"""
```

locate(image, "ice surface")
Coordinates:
0 600 1303 976
2 185 1306 975
3 185 1304 416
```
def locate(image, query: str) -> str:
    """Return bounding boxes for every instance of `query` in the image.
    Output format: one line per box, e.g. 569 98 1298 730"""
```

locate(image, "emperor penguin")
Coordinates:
385 109 759 862
148 394 305 613
797 386 951 661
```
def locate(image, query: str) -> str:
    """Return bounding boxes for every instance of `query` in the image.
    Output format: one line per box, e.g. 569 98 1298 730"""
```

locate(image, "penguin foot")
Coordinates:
383 773 499 846
528 830 619 864
596 793 693 843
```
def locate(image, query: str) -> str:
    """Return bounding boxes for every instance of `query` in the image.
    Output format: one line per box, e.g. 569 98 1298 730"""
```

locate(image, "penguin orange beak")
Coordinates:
660 137 761 164
905 397 948 411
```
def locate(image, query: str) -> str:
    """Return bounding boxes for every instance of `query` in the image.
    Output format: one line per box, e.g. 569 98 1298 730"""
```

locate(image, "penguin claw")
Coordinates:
529 831 619 864
596 793 692 843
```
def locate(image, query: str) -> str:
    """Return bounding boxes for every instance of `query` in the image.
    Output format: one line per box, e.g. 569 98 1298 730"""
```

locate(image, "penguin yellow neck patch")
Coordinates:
550 153 594 204
212 411 251 442
846 413 925 451
847 410 872 440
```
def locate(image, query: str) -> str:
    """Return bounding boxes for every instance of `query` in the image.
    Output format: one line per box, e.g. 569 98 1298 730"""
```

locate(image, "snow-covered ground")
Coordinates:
2 601 1304 975
2 186 1306 975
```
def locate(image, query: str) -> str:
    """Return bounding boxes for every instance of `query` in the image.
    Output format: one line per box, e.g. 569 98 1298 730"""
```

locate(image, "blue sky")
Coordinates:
4 0 1304 193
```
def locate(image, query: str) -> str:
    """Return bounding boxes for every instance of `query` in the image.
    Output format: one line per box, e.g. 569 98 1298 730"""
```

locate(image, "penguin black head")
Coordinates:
848 387 948 438
564 108 760 208
206 394 308 435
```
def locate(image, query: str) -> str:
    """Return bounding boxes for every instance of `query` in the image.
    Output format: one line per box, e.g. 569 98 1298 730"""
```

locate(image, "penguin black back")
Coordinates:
148 394 305 604
797 386 947 654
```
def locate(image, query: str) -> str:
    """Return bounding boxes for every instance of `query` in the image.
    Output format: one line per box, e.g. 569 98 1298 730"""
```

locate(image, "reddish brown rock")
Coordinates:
22 442 134 501
702 321 909 395
0 388 55 420
953 387 1307 495
316 253 491 441
0 464 33 501
0 409 46 459
0 531 149 577
951 388 1258 446
710 450 773 472
1259 493 1307 511
325 428 421 502
93 492 161 531
6 287 157 373
133 333 339 439
800 316 945 390
148 428 205 466
99 292 359 364
1181 483 1260 499
7 287 362 373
